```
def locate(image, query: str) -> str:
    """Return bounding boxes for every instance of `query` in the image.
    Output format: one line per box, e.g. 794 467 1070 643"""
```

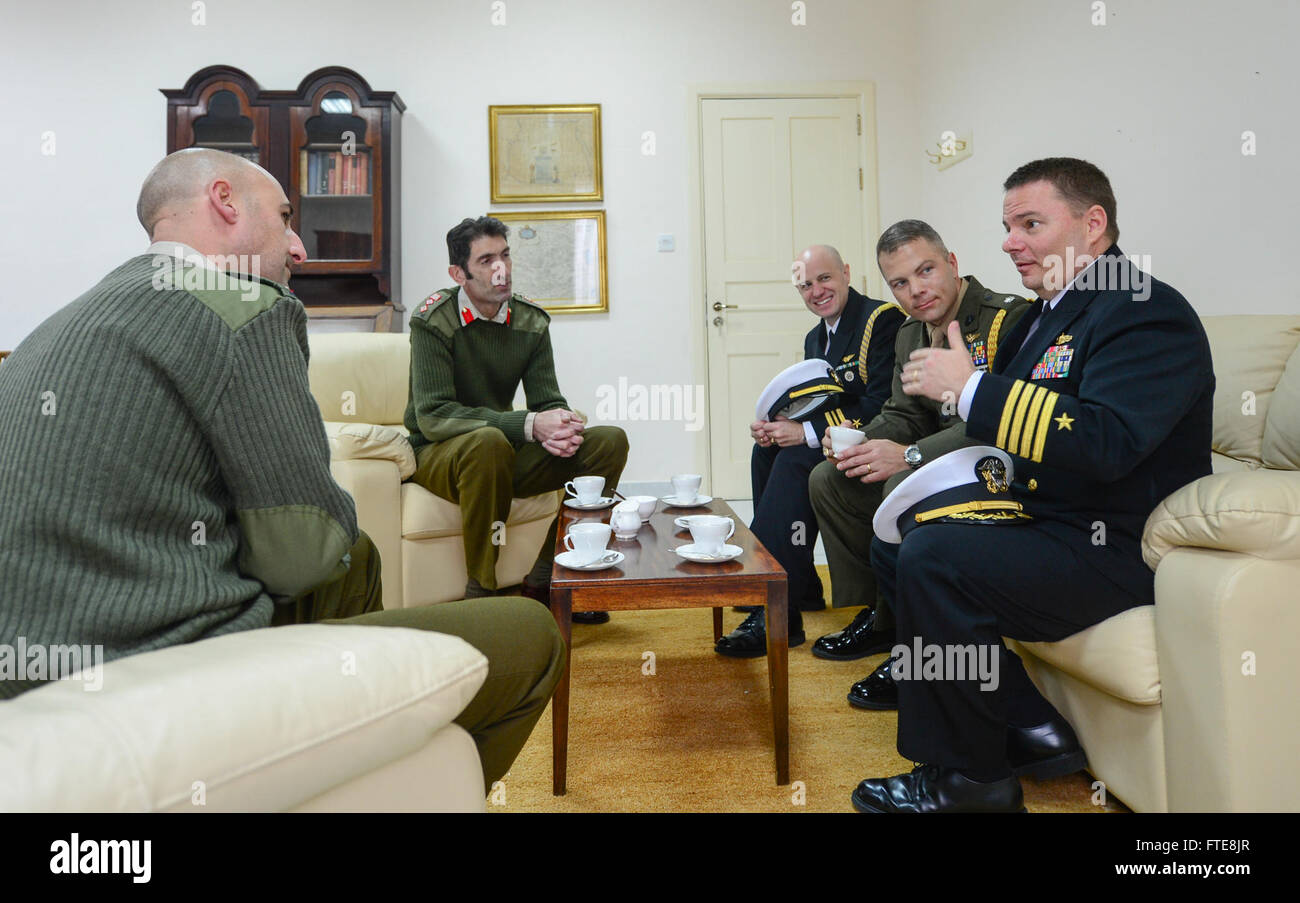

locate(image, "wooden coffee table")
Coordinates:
548 498 788 795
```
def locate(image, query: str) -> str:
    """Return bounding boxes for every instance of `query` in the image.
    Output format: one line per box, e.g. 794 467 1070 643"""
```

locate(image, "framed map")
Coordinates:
493 210 607 314
489 104 602 203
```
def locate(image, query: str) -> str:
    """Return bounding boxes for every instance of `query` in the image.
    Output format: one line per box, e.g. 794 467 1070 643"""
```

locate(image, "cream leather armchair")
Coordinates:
1008 315 1300 812
307 333 559 609
0 625 489 812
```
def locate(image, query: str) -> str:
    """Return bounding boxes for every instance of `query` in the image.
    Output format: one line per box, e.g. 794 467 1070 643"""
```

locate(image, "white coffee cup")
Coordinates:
565 475 605 505
564 522 612 565
671 473 702 504
828 425 867 456
627 494 658 522
688 515 735 556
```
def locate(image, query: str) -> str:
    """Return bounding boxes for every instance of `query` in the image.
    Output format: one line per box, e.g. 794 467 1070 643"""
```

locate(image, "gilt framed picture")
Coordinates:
492 210 607 314
488 104 603 203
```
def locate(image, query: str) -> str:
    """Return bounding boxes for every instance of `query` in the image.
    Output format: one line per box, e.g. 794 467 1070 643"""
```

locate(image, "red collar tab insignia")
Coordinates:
505 306 512 325
461 306 475 325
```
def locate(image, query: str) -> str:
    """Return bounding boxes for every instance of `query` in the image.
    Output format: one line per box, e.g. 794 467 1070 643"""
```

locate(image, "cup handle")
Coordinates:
563 534 577 553
564 481 577 497
724 518 735 541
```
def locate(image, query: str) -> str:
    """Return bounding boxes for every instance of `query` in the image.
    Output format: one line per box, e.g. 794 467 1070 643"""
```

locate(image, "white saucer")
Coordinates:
555 549 625 571
563 496 617 511
674 515 710 530
663 494 713 508
675 543 743 563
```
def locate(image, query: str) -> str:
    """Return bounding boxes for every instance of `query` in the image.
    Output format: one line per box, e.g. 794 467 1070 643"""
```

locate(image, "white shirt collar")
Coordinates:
458 288 511 326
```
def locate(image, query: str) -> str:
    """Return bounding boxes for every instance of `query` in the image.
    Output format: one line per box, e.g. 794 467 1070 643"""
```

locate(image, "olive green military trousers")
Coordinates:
807 459 907 623
408 425 630 591
273 532 565 793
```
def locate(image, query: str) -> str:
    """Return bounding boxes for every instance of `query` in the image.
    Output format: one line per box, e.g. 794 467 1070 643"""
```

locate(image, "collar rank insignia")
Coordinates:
1031 344 1074 380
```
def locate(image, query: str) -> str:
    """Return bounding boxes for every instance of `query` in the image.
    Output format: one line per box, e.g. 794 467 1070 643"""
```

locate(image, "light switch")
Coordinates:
657 234 675 252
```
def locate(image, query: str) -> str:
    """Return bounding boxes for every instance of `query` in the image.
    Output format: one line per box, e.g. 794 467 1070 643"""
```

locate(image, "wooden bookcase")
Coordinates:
162 66 405 331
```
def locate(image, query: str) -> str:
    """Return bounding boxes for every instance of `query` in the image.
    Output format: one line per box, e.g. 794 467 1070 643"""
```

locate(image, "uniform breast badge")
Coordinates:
1031 344 1074 380
966 335 989 370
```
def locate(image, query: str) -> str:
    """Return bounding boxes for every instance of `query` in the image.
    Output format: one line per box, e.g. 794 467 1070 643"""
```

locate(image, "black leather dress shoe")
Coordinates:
812 608 896 661
1007 715 1088 780
847 656 898 709
714 609 805 658
851 764 1025 813
572 611 611 625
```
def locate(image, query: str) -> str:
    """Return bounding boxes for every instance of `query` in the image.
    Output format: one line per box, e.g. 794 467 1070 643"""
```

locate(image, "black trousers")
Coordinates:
749 441 826 621
869 521 1148 771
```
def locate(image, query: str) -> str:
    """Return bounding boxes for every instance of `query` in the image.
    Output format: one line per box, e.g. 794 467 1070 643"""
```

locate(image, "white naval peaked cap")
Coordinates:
754 358 845 422
872 446 1027 544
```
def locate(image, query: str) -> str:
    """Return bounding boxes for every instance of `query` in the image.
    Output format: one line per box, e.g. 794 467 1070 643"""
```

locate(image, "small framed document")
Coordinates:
489 104 603 203
493 210 607 314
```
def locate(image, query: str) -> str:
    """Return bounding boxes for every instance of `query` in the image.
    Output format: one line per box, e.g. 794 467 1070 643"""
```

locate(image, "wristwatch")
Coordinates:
904 444 924 469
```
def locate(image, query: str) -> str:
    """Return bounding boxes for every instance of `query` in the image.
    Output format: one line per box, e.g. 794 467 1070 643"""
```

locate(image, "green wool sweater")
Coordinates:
0 252 356 699
404 286 569 450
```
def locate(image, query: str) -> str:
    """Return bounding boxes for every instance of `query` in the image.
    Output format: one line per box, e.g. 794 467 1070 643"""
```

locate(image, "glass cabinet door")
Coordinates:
292 89 381 266
190 89 260 161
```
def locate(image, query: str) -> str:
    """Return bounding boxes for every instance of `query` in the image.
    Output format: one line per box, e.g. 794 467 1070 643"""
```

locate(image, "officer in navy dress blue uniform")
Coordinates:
851 159 1214 813
716 244 903 657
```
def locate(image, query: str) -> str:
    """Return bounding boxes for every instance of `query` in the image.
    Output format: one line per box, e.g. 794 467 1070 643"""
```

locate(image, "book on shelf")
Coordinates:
303 149 372 196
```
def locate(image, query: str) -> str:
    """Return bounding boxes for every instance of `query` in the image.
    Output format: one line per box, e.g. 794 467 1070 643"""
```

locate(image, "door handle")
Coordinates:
712 301 738 311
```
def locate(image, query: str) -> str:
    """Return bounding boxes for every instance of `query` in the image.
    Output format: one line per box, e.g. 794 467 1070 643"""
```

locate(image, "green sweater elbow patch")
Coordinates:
236 505 353 596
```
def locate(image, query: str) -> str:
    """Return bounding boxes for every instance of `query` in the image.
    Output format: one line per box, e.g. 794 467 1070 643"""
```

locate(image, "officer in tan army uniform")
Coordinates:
806 221 1029 701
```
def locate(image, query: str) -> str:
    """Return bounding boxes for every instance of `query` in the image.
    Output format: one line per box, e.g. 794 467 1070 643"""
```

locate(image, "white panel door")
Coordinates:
701 96 868 498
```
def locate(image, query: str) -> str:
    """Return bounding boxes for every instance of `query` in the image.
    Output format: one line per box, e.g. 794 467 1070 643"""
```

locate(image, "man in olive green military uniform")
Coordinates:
807 221 1029 696
404 217 629 622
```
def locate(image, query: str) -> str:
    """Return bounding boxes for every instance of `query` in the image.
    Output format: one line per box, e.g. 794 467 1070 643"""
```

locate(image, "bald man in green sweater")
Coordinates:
404 217 629 622
0 150 562 791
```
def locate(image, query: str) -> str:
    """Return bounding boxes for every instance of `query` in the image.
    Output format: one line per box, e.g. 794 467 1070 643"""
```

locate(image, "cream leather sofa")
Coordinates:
307 332 560 609
0 624 489 812
1008 314 1300 812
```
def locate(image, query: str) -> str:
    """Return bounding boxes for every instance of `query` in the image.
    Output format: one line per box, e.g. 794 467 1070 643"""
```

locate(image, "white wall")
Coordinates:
3 0 1295 485
908 0 1300 315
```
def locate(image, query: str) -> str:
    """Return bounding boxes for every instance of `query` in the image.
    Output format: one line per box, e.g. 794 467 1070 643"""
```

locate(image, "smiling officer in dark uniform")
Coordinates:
714 244 903 657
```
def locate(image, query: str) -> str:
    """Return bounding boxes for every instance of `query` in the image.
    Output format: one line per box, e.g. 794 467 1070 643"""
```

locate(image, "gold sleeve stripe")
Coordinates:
858 302 904 384
1030 391 1060 463
1006 384 1039 455
995 380 1027 449
986 309 1008 367
1019 385 1048 455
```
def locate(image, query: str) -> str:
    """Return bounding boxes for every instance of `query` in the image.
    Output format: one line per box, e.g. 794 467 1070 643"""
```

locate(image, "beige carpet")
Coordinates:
490 575 1129 813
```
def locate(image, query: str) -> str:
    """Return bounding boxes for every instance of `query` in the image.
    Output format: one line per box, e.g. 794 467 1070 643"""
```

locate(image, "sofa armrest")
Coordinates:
1143 470 1300 569
324 421 416 480
0 624 487 812
1155 550 1300 810
331 455 404 609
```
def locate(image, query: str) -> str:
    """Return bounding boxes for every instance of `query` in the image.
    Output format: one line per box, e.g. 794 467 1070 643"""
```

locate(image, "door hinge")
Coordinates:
859 167 863 190
857 114 862 135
